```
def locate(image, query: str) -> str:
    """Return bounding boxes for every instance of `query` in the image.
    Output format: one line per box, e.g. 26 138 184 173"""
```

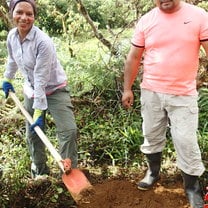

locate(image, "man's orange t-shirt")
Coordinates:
132 2 208 95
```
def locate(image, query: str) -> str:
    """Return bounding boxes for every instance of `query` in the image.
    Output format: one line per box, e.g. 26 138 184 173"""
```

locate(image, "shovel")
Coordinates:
9 91 92 203
204 187 208 208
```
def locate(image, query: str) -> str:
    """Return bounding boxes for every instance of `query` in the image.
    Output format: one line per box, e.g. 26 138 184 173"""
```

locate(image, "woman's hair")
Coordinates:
9 0 37 16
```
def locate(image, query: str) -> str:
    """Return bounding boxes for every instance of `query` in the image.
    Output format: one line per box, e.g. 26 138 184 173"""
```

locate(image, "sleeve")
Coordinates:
32 39 53 110
131 17 145 48
4 34 18 79
200 10 208 41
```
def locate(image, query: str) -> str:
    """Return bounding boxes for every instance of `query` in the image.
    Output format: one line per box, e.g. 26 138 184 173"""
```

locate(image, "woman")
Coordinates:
2 0 78 179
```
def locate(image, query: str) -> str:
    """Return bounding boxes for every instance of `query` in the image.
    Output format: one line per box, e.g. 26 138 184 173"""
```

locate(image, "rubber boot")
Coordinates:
181 171 204 208
137 152 162 190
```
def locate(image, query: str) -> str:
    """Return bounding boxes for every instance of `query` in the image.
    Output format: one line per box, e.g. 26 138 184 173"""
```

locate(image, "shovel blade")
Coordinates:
62 168 92 202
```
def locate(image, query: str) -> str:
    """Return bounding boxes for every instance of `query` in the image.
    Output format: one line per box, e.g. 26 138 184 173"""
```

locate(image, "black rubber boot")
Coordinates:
181 171 204 208
137 152 162 190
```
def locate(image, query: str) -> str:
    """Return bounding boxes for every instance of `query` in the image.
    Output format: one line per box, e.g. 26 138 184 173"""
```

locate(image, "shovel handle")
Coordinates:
9 92 65 173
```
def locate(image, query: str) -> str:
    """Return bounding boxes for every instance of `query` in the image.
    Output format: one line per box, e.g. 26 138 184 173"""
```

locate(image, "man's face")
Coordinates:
154 0 181 13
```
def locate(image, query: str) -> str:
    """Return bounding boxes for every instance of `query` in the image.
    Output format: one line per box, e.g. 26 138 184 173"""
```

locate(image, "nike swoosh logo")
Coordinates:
184 21 191 24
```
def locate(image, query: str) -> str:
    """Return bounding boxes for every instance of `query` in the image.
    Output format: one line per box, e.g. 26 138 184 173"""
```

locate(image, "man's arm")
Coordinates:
201 41 208 57
122 45 144 108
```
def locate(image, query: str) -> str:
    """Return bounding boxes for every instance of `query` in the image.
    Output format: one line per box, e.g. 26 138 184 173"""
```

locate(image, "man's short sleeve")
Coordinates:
200 11 208 41
131 18 145 47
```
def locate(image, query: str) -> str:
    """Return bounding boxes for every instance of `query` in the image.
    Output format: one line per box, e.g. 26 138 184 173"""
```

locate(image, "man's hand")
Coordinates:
122 90 134 109
2 79 15 98
30 109 44 133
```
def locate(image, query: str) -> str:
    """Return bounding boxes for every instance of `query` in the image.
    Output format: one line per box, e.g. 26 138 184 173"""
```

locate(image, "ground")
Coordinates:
76 172 190 208
8 169 194 208
0 100 206 208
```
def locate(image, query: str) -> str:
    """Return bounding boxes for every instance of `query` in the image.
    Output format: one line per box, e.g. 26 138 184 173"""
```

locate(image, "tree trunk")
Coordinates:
74 0 117 55
0 0 13 30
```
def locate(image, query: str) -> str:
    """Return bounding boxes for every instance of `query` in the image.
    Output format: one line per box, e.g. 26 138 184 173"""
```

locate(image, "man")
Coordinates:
122 0 208 207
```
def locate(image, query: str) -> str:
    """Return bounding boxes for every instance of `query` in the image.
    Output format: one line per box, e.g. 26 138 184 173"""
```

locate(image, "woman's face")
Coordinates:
12 2 35 38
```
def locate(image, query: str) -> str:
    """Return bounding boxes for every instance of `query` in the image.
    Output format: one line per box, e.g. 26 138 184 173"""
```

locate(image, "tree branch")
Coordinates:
75 0 117 55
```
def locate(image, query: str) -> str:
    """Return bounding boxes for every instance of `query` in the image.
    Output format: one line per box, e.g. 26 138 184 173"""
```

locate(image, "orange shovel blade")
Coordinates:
62 168 92 202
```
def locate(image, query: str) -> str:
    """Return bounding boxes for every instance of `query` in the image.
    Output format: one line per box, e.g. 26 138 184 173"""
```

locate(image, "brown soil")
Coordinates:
77 174 190 208
7 170 194 208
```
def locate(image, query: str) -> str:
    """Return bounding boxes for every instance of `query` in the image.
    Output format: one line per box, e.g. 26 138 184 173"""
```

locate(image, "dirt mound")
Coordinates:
6 171 193 208
77 175 190 208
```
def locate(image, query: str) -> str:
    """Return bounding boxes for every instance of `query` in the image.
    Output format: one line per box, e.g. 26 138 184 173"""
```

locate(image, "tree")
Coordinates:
0 0 13 30
75 0 117 55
